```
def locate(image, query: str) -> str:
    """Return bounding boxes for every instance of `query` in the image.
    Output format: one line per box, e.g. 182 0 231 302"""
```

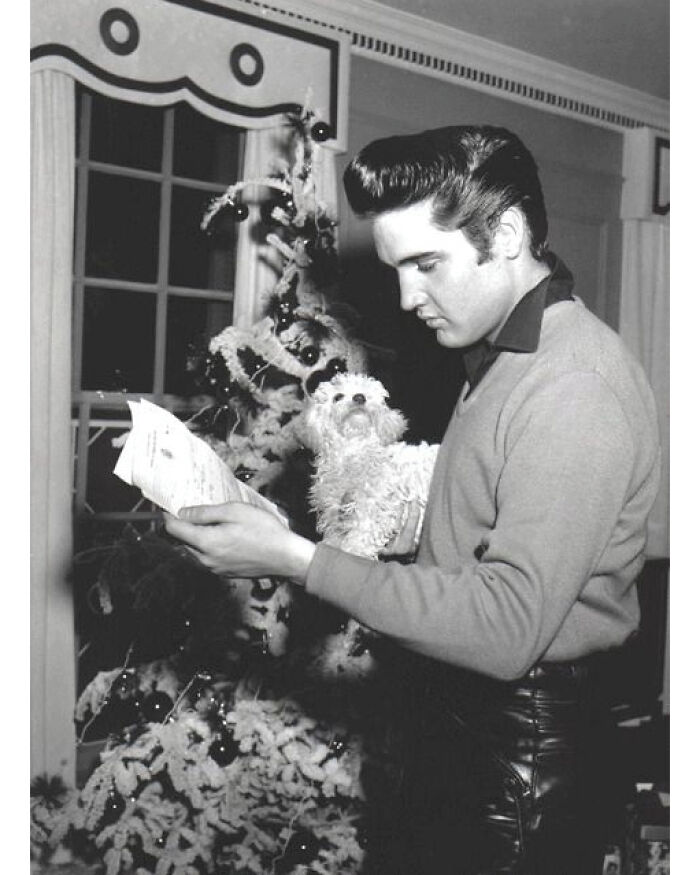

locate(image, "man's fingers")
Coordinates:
177 503 239 524
162 514 209 550
380 500 422 557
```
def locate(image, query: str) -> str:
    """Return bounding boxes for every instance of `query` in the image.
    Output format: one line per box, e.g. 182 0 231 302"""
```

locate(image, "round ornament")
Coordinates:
299 345 320 367
235 466 256 483
102 791 125 825
141 691 174 723
311 121 333 142
251 578 278 601
328 735 347 756
280 192 295 212
276 312 295 332
283 829 320 866
111 669 137 698
209 730 239 766
230 202 249 222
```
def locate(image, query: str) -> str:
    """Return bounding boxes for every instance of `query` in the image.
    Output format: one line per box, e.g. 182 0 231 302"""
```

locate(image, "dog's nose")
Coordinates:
352 393 366 405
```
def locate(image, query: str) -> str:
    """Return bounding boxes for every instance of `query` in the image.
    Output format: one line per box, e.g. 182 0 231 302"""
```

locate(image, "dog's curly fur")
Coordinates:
297 373 438 678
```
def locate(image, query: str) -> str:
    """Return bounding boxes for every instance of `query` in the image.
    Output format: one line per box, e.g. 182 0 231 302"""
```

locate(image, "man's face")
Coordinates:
372 199 519 348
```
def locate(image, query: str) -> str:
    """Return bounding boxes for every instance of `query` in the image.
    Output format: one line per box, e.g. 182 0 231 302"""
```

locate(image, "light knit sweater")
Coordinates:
305 298 661 680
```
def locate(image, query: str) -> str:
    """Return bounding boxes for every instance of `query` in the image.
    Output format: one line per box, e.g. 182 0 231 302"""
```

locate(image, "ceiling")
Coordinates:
371 0 669 100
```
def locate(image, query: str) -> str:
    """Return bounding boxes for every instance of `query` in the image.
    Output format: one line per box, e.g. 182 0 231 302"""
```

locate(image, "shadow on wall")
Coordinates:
339 250 465 444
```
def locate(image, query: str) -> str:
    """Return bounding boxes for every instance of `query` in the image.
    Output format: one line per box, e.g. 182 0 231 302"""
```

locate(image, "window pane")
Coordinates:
164 296 233 395
89 90 164 171
81 287 156 391
86 424 147 513
169 185 237 290
173 102 241 183
85 171 161 282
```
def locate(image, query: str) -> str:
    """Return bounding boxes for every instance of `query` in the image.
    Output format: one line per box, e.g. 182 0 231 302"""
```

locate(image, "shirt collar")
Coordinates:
493 252 574 353
462 253 574 384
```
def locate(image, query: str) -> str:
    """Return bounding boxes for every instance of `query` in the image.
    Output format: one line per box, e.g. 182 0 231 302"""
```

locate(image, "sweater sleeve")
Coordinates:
305 372 638 680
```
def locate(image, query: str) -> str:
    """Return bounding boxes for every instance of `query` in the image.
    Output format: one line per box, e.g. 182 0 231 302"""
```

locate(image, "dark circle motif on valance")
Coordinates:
229 42 264 87
99 8 140 56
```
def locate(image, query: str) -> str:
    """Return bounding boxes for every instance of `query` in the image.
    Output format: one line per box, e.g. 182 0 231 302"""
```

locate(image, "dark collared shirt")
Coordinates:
462 254 574 397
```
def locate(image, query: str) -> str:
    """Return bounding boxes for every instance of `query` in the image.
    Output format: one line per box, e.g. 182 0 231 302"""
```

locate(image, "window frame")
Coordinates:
71 86 244 530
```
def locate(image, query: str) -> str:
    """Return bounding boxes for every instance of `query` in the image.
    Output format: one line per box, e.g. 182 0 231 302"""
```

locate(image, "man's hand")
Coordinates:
163 502 316 585
378 500 423 561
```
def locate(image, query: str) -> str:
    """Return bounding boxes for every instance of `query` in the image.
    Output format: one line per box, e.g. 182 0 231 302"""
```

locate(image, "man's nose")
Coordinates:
398 275 422 312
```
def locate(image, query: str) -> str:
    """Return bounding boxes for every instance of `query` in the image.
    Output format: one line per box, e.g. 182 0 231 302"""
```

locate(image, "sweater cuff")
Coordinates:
305 543 376 614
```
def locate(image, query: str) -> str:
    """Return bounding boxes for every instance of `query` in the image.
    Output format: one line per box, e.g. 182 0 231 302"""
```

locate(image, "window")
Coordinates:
71 87 244 551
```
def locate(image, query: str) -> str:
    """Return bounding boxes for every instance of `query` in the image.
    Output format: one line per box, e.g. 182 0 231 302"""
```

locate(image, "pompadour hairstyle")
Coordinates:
343 125 549 262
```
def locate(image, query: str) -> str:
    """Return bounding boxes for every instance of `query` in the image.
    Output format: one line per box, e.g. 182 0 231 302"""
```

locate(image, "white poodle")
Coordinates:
297 372 439 677
300 372 438 558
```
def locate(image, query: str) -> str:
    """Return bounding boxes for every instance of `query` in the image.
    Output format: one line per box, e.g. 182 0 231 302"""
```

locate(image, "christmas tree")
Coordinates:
31 105 406 875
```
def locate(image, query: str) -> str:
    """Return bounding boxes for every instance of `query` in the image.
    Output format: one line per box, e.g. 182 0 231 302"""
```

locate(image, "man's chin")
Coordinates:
433 327 461 347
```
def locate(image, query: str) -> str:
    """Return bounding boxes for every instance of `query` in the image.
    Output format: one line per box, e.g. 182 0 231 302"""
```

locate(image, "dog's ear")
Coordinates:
294 380 335 452
376 406 407 445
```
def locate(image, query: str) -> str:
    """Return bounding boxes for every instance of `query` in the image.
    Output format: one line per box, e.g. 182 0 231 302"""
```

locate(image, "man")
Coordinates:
165 126 660 873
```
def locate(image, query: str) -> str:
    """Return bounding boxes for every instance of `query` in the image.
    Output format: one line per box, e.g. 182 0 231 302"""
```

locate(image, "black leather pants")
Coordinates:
390 658 617 875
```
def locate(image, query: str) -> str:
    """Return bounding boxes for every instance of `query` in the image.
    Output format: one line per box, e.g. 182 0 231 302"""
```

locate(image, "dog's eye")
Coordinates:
333 393 344 402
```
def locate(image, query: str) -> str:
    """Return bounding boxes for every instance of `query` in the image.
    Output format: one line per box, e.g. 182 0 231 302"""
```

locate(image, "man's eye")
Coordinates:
416 261 438 273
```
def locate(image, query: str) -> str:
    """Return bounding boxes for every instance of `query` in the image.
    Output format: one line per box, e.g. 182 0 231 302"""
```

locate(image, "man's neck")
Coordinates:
486 254 551 343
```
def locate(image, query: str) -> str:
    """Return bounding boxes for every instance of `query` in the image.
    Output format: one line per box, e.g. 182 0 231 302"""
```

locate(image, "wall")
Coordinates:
368 0 669 100
334 55 624 440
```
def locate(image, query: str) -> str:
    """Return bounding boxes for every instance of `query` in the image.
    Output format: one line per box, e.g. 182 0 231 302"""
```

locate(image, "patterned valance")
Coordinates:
30 0 350 148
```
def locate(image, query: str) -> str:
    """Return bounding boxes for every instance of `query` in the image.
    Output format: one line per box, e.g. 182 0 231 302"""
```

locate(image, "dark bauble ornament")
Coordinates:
111 669 138 699
310 121 333 142
230 201 249 222
251 578 278 601
348 627 373 658
328 735 347 757
141 691 174 723
276 312 295 332
299 345 320 367
102 791 125 826
209 730 239 766
283 829 320 866
279 192 295 211
235 466 256 483
109 695 142 729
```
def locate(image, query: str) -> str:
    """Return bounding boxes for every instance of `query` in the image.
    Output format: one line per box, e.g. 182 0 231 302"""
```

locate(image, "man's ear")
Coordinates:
494 207 526 259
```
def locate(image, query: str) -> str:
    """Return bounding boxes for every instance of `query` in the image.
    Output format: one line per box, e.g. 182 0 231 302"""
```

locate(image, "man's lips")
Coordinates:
417 309 444 328
422 315 445 329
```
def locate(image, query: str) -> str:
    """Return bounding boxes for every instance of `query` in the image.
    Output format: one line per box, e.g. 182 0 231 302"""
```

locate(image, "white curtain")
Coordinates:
234 127 339 326
30 69 76 781
618 220 670 559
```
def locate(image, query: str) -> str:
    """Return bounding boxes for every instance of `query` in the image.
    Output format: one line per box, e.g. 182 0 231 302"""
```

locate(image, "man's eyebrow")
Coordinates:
396 250 441 267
